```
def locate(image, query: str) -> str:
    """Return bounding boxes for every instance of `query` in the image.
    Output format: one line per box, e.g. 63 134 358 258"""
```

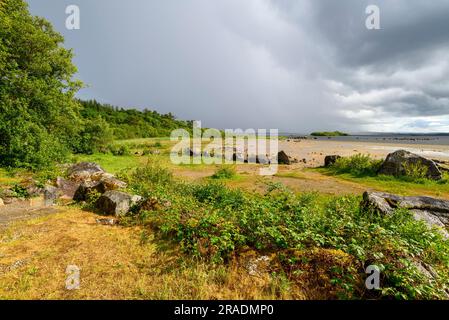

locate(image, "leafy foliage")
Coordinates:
0 0 82 169
78 99 192 140
403 161 430 180
330 154 383 176
211 166 237 179
125 164 449 299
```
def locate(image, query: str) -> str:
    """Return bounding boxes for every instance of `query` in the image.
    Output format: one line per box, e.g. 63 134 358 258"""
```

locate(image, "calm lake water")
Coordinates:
295 135 449 146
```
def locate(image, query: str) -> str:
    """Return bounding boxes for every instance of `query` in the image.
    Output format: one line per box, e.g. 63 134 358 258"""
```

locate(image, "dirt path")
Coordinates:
0 198 60 230
173 164 371 196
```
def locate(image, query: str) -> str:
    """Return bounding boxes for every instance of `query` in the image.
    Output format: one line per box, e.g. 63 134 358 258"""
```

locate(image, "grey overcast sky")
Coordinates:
26 0 449 133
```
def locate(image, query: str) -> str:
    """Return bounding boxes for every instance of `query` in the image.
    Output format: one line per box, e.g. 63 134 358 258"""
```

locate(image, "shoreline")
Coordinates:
280 139 449 167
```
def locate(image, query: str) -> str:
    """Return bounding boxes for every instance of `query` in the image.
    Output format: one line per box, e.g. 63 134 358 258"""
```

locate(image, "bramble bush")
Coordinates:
126 164 449 299
211 166 237 180
331 154 383 176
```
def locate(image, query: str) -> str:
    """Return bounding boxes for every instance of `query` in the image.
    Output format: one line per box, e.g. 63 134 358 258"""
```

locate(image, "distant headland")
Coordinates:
310 131 349 137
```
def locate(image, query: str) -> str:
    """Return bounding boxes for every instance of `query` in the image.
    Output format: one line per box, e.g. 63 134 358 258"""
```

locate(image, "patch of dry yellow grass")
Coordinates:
0 207 295 300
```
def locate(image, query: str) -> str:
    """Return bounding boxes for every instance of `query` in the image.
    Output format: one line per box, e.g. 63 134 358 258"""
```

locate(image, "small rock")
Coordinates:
95 218 118 226
324 155 341 167
277 151 292 165
97 173 127 190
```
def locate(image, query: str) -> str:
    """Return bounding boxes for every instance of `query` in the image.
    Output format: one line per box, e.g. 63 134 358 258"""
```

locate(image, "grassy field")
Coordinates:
0 208 294 299
1 138 449 300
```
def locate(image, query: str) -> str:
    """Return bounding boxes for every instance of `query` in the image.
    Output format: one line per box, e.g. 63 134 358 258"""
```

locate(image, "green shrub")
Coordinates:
129 159 173 188
331 154 383 176
75 118 114 154
10 184 29 198
403 161 429 180
105 144 131 156
211 166 237 179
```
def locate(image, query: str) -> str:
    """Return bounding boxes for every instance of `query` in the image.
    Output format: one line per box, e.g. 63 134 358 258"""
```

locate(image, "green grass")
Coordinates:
0 168 22 186
274 171 306 180
318 153 449 197
318 169 449 197
71 138 174 174
72 153 144 174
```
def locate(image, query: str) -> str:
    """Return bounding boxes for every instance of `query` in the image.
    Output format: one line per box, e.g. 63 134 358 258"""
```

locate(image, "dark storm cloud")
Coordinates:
26 0 449 132
304 0 449 68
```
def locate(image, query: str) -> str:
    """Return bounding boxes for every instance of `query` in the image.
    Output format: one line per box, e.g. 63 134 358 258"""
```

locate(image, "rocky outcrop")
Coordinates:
56 177 80 200
96 191 143 216
20 179 43 197
324 155 341 167
66 162 127 202
68 162 105 182
1 162 127 210
95 173 127 190
62 162 136 216
361 191 449 237
73 181 107 202
378 150 442 180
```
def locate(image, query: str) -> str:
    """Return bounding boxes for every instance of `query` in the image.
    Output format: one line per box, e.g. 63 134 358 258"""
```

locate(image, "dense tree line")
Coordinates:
78 99 192 141
0 0 190 169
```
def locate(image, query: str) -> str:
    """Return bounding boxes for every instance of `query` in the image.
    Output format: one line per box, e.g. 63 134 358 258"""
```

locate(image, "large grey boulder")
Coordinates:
361 191 449 237
96 191 142 216
378 150 442 180
56 177 80 200
68 162 105 182
67 162 126 200
94 172 127 190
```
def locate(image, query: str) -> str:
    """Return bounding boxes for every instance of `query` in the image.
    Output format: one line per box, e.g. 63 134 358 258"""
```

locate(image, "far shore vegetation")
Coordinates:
310 131 349 137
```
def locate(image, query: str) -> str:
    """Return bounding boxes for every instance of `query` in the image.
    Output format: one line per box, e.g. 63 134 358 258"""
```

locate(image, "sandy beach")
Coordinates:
279 139 449 167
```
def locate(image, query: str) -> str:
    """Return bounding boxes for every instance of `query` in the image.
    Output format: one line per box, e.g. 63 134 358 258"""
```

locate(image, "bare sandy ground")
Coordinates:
0 198 59 229
279 139 449 167
173 138 449 198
